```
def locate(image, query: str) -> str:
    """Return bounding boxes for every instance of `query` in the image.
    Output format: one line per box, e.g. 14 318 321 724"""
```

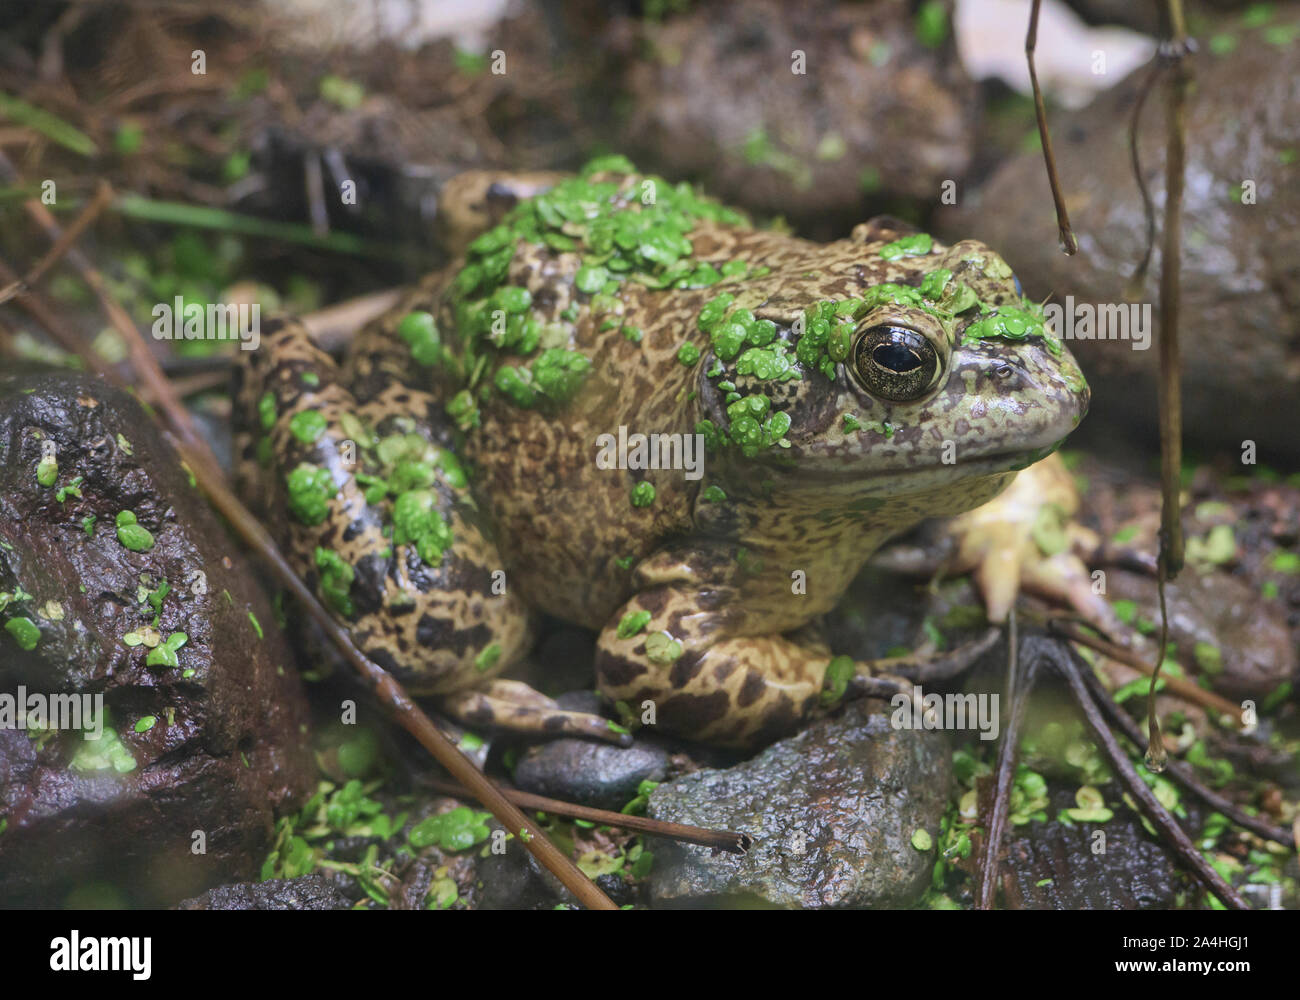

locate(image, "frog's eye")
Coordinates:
852 324 942 402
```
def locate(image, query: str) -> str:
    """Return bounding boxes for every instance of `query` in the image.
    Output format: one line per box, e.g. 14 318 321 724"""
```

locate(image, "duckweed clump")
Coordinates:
425 156 753 417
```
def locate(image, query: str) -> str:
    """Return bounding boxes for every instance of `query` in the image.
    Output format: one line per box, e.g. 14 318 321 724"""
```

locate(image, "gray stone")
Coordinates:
513 734 671 810
648 700 950 909
176 875 351 910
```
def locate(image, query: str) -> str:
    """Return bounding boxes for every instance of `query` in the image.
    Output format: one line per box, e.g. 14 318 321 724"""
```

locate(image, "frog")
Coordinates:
234 156 1090 748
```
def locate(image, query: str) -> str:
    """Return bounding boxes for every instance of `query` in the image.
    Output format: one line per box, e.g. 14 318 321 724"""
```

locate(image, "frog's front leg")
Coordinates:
592 546 948 747
238 316 626 744
595 590 826 746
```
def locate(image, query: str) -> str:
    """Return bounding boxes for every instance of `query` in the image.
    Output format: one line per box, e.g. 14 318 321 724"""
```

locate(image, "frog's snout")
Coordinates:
942 333 1090 468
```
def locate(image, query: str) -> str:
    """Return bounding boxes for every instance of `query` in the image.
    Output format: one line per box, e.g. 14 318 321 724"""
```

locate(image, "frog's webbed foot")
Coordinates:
844 627 1003 697
876 453 1121 635
440 680 632 747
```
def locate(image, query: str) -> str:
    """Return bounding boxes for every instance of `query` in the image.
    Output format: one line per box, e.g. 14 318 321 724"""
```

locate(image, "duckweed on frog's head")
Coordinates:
688 235 1088 502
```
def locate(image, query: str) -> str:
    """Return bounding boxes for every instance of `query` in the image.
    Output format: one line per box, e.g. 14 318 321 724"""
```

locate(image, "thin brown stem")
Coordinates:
977 612 1032 910
422 778 751 854
1025 0 1079 254
0 179 112 306
1049 619 1243 722
0 153 223 487
1155 4 1191 581
1076 661 1295 849
1054 644 1250 909
1124 59 1168 299
0 256 107 375
1149 0 1193 770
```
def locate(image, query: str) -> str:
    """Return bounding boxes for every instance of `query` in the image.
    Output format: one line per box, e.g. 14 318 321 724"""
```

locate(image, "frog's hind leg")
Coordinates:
237 314 529 693
246 315 626 747
441 681 633 746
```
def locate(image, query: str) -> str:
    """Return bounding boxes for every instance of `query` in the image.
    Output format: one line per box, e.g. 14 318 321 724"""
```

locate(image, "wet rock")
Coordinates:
176 874 351 910
0 373 314 907
618 0 979 233
474 844 572 910
513 732 671 811
648 700 950 908
1107 568 1296 700
473 844 639 910
940 31 1300 459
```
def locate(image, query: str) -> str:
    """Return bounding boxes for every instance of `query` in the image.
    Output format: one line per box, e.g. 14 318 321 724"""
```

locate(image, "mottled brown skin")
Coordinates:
238 169 1089 747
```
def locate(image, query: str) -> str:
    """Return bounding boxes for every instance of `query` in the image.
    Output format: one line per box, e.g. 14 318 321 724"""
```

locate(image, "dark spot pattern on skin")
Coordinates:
660 691 730 730
695 588 728 612
669 651 705 687
366 646 402 674
350 557 387 616
595 651 647 689
636 588 670 618
416 612 451 647
736 669 766 708
750 697 800 744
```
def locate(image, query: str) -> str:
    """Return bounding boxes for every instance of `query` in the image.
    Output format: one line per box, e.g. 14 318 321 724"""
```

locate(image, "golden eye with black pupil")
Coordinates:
852 324 941 401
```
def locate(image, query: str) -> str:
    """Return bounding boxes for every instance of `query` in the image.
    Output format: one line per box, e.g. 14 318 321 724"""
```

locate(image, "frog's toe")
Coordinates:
1021 551 1124 636
840 627 1002 699
972 545 1023 625
441 682 632 747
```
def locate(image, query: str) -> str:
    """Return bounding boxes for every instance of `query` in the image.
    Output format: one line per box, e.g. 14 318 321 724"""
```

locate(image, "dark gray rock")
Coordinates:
648 700 950 909
513 735 671 811
474 845 569 910
0 373 314 907
474 845 639 910
176 875 351 910
621 0 979 234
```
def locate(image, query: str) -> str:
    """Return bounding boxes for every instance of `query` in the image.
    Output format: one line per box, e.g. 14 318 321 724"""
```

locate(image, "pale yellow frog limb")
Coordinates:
876 453 1122 634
